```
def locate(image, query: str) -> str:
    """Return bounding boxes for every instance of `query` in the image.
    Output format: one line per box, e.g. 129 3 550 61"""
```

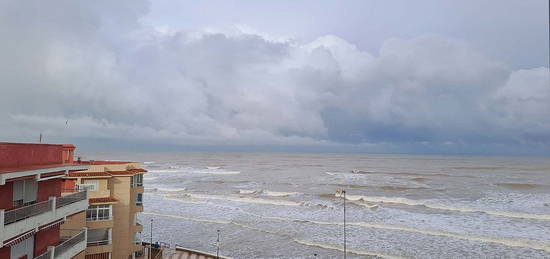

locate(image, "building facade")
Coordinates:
61 161 146 259
0 142 89 259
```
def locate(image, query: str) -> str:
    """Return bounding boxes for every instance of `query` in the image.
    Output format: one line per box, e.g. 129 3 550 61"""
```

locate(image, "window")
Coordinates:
86 204 111 221
132 174 143 187
77 180 98 191
136 193 143 206
12 179 37 207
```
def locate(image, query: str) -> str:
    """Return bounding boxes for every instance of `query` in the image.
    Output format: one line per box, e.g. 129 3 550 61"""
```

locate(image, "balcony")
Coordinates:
35 228 87 259
87 228 112 247
0 191 88 244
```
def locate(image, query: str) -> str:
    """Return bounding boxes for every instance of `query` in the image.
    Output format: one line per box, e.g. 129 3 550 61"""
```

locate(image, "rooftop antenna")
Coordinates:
39 133 42 143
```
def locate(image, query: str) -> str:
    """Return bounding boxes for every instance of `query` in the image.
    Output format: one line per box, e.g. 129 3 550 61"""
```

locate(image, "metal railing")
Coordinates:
35 250 52 259
55 230 86 256
34 229 86 259
4 191 86 225
56 190 87 209
4 200 53 225
87 239 111 246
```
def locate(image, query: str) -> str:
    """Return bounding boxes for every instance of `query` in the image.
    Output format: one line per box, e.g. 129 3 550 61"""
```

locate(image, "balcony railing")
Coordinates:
56 230 86 256
34 228 87 259
4 200 53 225
87 239 111 246
4 191 86 225
35 250 52 259
56 191 87 208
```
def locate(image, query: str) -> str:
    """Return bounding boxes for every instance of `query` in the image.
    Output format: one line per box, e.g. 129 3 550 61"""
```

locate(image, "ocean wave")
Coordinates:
148 169 181 173
161 195 207 205
496 183 543 190
196 170 240 175
246 212 550 253
182 192 301 206
239 189 260 194
144 211 402 258
157 187 187 192
143 161 155 164
144 176 158 181
337 194 550 221
143 212 230 224
144 207 550 253
238 189 298 197
293 239 405 259
346 170 475 178
206 166 222 169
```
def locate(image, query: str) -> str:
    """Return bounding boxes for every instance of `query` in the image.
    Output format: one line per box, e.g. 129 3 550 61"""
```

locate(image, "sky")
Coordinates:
0 0 549 155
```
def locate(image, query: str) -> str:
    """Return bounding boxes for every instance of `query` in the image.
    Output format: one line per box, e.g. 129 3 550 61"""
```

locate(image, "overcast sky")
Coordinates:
0 0 549 155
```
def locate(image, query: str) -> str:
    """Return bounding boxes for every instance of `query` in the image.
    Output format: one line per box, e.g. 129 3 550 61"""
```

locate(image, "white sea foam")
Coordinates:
148 169 180 173
238 189 297 197
161 195 207 205
146 211 396 258
183 192 301 206
240 211 550 253
144 176 158 181
196 170 240 175
143 161 155 164
206 166 222 169
157 187 187 192
293 239 405 259
239 189 259 194
143 212 230 224
264 191 296 197
343 194 550 221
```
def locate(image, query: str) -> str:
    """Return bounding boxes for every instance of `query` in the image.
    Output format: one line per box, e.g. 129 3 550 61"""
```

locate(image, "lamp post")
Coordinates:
150 219 153 259
216 229 220 259
343 189 346 259
336 189 346 259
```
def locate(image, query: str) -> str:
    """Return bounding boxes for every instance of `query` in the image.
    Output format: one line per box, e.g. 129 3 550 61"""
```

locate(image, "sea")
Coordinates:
84 152 550 258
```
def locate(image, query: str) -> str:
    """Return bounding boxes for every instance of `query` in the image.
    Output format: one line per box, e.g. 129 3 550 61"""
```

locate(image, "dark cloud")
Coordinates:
0 0 548 155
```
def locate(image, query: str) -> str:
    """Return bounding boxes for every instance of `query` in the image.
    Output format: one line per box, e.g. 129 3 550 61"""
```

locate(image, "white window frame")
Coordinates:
136 193 143 206
77 180 98 191
131 174 143 187
86 204 112 221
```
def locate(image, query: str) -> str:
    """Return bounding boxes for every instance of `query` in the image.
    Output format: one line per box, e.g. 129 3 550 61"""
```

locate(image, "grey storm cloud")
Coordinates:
0 0 548 154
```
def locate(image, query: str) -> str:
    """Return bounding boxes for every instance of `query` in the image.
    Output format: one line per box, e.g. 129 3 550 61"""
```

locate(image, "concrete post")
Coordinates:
47 245 55 259
84 227 88 245
49 196 57 214
0 209 4 248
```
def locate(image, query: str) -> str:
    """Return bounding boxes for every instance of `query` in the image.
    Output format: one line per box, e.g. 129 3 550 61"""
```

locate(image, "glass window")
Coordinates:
136 193 143 205
86 205 111 221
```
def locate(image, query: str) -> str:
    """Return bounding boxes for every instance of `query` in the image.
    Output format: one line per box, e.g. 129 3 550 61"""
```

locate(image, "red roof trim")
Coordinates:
89 197 118 204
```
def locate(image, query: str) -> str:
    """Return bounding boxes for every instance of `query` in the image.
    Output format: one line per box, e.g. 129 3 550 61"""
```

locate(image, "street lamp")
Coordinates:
150 219 153 259
216 229 220 259
336 189 346 259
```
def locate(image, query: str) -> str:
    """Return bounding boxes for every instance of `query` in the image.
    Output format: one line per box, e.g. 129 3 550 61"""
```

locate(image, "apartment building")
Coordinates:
61 161 147 259
0 142 89 259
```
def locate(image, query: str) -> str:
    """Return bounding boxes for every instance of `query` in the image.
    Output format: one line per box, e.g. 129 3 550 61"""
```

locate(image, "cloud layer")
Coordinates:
0 0 548 154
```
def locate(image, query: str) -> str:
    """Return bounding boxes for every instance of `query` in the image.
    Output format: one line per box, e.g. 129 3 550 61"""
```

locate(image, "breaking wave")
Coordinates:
196 170 240 175
337 194 550 221
181 192 301 206
157 187 187 192
146 210 550 253
238 189 298 197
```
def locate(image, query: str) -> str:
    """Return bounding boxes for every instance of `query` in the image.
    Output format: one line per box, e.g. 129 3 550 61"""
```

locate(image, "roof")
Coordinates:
89 197 118 204
66 169 147 178
0 163 85 175
67 171 112 178
78 160 136 165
